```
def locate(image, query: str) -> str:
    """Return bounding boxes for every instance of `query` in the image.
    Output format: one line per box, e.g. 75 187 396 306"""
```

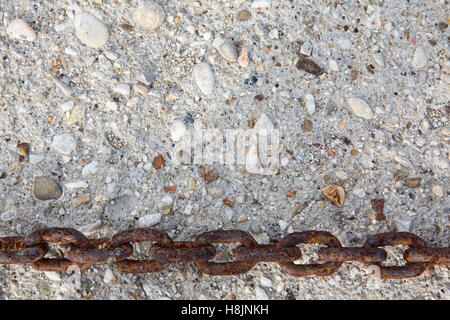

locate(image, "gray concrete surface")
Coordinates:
0 0 448 299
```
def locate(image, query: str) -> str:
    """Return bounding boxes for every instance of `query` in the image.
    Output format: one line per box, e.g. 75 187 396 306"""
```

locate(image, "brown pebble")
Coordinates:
73 193 90 207
405 178 421 188
371 198 386 221
33 176 62 201
236 9 251 21
153 155 165 169
164 185 177 193
223 199 234 207
322 185 345 207
393 170 408 181
255 94 264 101
294 56 324 76
201 165 218 184
286 191 294 198
301 119 313 132
17 143 30 156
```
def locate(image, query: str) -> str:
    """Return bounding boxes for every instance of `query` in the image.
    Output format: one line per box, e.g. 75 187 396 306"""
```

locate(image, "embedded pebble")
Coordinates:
372 52 385 67
82 161 99 177
236 10 251 21
304 94 316 115
65 181 88 190
77 219 102 237
132 0 166 30
105 101 118 111
74 13 109 48
268 28 279 39
431 185 444 197
64 47 78 57
213 36 238 62
412 46 428 69
246 145 264 175
44 272 61 282
193 62 215 95
394 155 413 168
404 178 421 188
73 193 90 207
301 119 313 132
170 120 188 142
322 185 345 207
51 133 77 155
329 60 339 71
335 170 348 180
353 188 366 198
1 209 17 222
138 213 162 227
103 269 114 283
238 47 250 68
134 84 148 96
113 83 131 96
252 0 273 9
254 113 274 134
347 98 374 120
6 19 36 41
300 41 313 56
29 154 45 164
34 176 63 201
60 101 75 112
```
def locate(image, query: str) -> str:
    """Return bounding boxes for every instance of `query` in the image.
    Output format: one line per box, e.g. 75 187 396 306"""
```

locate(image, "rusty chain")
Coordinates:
0 227 448 279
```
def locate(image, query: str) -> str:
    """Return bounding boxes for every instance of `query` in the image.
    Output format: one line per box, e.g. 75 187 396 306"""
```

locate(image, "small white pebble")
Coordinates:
1 209 16 222
105 101 118 112
64 47 78 57
7 19 36 41
329 60 339 72
431 185 444 197
74 13 109 48
348 98 374 120
60 100 75 112
103 268 114 283
304 94 316 115
300 41 313 56
269 28 279 39
113 83 131 96
170 120 188 142
252 0 273 9
353 188 366 198
280 157 289 167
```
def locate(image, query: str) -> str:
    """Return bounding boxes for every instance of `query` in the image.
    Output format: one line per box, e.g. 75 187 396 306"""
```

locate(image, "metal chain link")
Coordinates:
0 228 448 279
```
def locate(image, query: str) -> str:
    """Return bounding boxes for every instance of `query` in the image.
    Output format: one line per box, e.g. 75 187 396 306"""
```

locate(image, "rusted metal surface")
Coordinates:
278 231 342 277
64 238 133 264
363 232 429 279
404 247 450 265
29 258 88 272
233 244 302 262
0 237 48 264
193 230 258 275
110 228 172 247
0 228 447 279
318 247 387 263
24 228 88 248
150 241 216 262
113 259 166 273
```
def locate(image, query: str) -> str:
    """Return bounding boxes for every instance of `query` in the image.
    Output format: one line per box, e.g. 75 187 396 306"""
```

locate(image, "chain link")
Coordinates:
0 228 448 279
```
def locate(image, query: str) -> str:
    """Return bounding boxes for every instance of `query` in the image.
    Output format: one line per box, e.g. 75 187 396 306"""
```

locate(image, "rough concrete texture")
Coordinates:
0 0 449 299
